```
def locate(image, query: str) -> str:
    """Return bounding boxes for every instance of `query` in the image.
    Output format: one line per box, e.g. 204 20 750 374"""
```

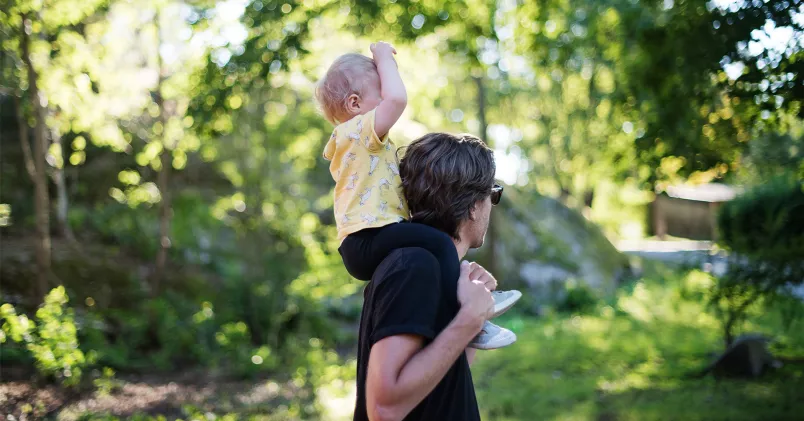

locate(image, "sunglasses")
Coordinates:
491 184 504 206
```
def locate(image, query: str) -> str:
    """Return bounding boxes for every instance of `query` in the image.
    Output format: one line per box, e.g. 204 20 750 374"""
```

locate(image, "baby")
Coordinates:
316 41 520 349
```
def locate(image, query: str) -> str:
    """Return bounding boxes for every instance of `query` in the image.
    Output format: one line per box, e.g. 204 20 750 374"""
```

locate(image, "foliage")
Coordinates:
1 286 91 386
714 0 804 122
615 0 804 183
739 117 804 183
556 279 600 314
93 367 122 396
711 176 804 347
718 175 804 261
709 262 804 349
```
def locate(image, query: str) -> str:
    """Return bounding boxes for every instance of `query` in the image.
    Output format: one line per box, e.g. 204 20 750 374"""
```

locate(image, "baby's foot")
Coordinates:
491 290 522 318
469 320 517 350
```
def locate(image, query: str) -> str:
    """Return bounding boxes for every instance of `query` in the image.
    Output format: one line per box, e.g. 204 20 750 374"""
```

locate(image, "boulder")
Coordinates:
697 334 782 378
471 188 631 307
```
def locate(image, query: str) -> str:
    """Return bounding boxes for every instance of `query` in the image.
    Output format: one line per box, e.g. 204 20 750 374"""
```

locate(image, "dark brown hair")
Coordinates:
399 133 496 240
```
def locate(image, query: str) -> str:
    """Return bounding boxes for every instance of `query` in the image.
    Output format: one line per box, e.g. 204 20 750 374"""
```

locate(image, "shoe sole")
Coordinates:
469 330 517 350
492 290 522 318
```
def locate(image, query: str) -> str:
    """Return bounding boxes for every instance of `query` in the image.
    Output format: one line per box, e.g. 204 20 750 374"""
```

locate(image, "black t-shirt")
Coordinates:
353 247 481 421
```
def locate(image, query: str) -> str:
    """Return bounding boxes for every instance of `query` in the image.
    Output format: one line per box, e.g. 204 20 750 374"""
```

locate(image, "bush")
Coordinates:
712 176 804 347
556 279 600 314
214 321 279 377
717 175 804 261
1 286 91 386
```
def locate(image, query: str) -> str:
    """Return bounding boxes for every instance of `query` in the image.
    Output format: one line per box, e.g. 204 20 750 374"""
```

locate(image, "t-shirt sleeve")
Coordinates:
370 248 442 346
323 130 337 161
362 108 389 153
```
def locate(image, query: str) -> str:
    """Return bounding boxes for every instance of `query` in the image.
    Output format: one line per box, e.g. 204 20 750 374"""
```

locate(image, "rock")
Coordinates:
698 333 782 378
470 189 631 306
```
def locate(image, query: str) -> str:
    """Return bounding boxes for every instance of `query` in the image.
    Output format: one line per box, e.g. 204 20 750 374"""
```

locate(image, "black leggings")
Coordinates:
339 222 459 285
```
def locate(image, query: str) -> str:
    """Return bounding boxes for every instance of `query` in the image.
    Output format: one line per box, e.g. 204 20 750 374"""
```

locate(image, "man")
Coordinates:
353 132 503 421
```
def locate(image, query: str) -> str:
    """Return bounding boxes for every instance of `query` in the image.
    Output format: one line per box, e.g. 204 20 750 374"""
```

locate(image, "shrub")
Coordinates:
1 286 90 386
215 321 278 377
717 175 804 261
712 176 804 347
556 279 600 314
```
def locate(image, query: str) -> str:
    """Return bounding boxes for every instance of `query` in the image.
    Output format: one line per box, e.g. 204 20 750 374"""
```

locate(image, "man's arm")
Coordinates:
371 42 406 139
366 261 492 421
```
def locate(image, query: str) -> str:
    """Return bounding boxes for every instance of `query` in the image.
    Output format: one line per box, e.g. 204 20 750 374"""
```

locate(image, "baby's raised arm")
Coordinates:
371 41 407 138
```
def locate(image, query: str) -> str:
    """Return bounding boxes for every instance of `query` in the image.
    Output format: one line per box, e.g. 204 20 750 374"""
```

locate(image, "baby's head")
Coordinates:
315 53 382 125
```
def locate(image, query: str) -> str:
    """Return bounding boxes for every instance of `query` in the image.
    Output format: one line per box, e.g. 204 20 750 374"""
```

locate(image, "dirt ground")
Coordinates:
0 373 306 421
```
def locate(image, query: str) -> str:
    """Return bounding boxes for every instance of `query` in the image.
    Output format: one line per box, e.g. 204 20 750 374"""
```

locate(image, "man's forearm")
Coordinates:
374 310 481 420
375 57 407 103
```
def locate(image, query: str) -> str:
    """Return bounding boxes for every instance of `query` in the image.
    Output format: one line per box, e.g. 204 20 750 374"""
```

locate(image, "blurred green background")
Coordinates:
1 0 803 420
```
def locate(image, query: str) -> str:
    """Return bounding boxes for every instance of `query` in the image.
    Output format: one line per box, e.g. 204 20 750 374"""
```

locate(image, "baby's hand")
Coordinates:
370 41 397 60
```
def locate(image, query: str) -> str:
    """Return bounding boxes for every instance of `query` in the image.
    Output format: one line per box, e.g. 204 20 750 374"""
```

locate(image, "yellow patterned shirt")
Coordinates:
323 108 409 242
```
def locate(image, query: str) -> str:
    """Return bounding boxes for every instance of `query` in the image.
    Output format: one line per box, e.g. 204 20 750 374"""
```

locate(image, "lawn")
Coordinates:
472 264 804 421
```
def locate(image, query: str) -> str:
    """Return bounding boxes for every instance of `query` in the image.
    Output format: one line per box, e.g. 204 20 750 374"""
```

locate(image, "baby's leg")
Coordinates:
340 222 459 283
370 222 460 285
338 228 382 281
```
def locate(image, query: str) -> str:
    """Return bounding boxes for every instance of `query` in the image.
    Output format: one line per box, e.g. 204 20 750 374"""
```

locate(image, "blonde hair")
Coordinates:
315 53 379 125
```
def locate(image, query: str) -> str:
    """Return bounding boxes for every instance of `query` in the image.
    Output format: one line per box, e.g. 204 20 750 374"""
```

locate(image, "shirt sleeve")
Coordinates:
370 248 442 346
323 130 337 161
362 108 390 153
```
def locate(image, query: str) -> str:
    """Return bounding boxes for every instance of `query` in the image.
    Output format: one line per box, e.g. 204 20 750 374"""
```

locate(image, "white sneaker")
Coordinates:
469 320 517 350
491 290 522 318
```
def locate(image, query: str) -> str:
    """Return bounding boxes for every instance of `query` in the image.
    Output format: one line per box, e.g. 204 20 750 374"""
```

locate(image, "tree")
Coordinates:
713 176 804 347
151 4 174 293
616 0 804 182
1 0 108 302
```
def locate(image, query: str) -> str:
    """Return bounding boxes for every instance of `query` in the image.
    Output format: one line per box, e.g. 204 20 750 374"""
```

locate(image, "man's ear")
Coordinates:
346 94 361 115
468 203 477 221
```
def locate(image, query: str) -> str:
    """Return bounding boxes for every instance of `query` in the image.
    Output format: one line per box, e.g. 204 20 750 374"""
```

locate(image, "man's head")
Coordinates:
399 133 498 249
315 53 382 125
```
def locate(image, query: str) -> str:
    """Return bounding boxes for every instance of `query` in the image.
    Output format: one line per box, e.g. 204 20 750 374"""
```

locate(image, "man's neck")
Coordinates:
452 237 470 260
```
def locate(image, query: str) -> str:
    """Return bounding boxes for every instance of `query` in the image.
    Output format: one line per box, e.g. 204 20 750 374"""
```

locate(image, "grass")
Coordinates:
473 263 804 421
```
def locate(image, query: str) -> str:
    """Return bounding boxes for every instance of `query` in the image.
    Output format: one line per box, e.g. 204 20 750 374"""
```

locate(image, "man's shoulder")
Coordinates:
373 247 440 283
378 247 440 269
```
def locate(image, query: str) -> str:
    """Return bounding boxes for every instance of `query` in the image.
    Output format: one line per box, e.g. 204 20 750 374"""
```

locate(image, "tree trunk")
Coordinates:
540 112 570 204
724 316 735 349
474 76 498 276
50 124 75 242
582 188 595 219
14 96 36 180
20 14 51 301
581 63 598 218
152 7 172 295
154 141 171 293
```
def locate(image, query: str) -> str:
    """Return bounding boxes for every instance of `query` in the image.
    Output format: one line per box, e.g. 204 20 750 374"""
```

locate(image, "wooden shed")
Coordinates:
650 184 738 241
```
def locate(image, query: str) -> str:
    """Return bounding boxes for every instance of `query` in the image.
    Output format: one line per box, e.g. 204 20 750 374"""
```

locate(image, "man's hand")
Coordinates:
456 261 493 333
370 41 397 60
468 262 497 291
